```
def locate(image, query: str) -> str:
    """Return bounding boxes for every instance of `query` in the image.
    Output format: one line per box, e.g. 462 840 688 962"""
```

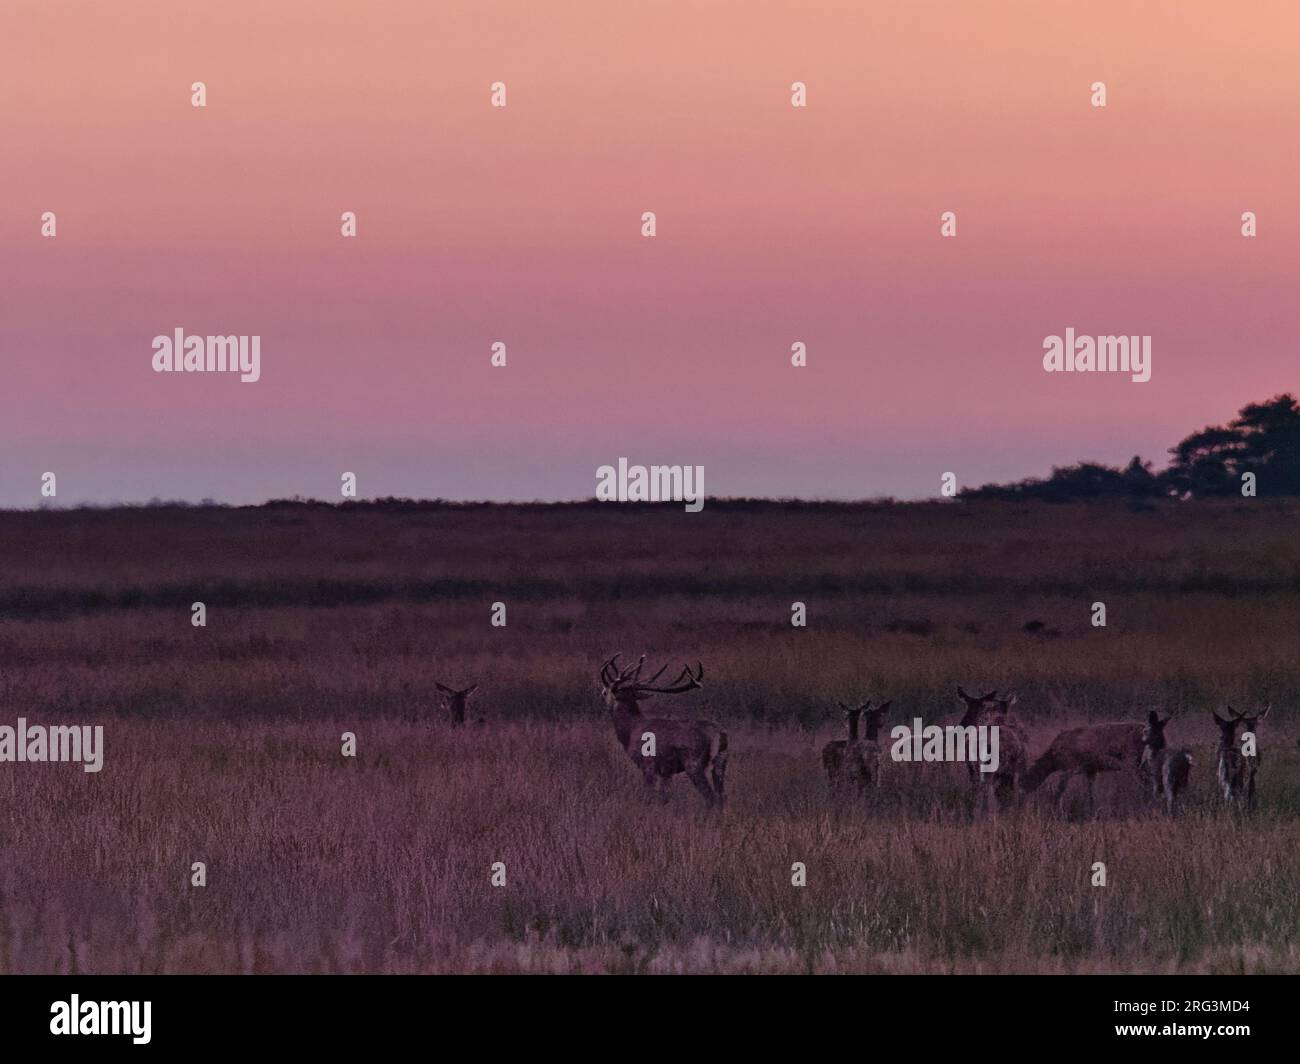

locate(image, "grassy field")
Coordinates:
0 498 1297 973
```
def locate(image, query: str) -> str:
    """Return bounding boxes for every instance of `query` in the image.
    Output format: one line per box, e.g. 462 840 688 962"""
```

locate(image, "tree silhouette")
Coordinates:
963 394 1300 500
1166 394 1300 497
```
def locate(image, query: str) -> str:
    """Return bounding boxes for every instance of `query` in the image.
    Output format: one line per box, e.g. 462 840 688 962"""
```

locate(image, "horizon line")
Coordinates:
1 493 1278 515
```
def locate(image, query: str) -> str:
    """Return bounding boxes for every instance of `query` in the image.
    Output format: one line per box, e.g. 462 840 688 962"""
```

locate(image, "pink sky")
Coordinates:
3 1 1298 505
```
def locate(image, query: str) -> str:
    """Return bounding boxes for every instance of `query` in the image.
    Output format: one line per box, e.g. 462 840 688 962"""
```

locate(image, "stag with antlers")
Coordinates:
598 654 728 808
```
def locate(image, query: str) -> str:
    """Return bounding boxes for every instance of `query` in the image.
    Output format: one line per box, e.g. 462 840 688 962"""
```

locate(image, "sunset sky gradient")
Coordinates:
3 1 1298 505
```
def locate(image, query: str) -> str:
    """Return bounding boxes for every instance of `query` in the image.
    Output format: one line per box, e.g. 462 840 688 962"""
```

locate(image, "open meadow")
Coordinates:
1 498 1297 973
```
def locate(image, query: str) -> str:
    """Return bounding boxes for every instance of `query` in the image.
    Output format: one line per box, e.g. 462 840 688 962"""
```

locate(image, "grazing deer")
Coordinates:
822 700 892 797
1021 720 1145 815
957 690 1028 811
1139 711 1193 815
1213 705 1268 810
599 654 728 808
436 683 479 726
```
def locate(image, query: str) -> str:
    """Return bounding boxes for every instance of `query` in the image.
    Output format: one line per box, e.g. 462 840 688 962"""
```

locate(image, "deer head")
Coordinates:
834 700 893 741
987 693 1018 722
436 682 478 725
956 686 1000 727
1142 710 1173 751
862 701 894 740
836 701 865 741
1212 708 1243 742
1227 704 1269 734
598 654 703 714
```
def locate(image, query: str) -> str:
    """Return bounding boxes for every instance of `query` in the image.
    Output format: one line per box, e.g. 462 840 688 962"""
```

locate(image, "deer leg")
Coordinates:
710 755 727 808
1053 773 1070 816
639 760 661 801
685 768 716 809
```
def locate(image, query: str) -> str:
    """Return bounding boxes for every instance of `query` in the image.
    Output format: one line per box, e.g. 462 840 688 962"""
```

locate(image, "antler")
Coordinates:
617 655 645 682
634 662 704 695
601 654 674 690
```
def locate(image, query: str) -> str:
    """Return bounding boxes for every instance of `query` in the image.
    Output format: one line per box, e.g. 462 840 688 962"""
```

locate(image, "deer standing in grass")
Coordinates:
436 683 479 726
599 655 728 809
822 700 892 798
956 687 1000 787
956 688 1028 811
1139 711 1193 815
1213 705 1268 810
1020 719 1146 815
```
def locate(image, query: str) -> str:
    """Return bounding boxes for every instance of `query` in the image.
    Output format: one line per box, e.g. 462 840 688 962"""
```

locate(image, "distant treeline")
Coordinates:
962 394 1300 501
23 394 1300 511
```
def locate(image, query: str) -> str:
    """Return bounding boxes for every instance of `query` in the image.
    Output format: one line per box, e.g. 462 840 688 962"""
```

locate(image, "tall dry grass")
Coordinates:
0 499 1296 972
2 720 1296 974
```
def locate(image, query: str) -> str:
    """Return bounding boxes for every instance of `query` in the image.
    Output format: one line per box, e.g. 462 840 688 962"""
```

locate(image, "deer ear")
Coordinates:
436 683 453 695
464 685 478 696
956 686 969 700
1212 711 1226 725
837 701 850 713
876 701 892 714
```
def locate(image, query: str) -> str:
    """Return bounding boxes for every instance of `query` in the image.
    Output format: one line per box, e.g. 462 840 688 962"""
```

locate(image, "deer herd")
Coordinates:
436 656 1272 816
